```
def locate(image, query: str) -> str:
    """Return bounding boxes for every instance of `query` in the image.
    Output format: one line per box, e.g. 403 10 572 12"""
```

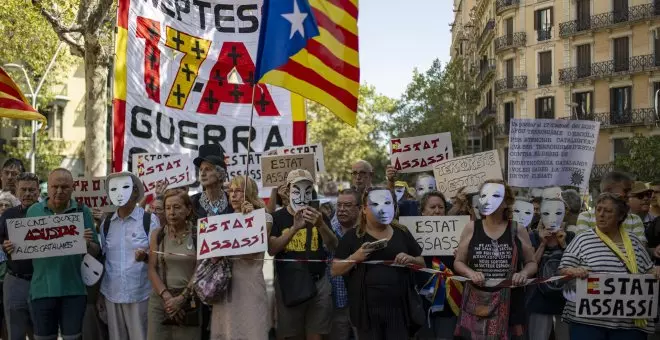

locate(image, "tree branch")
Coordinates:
86 0 116 33
32 0 85 56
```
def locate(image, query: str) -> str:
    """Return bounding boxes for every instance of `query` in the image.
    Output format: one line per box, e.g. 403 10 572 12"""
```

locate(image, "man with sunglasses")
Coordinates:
629 182 654 224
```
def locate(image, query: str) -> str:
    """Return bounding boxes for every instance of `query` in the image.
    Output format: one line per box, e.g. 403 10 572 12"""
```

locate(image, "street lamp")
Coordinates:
3 42 65 173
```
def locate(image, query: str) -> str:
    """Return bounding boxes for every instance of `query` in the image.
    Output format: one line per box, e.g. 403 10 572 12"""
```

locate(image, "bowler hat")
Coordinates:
193 144 227 170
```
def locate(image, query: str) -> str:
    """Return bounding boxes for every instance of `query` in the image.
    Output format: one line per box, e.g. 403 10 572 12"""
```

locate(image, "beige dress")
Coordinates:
147 232 200 340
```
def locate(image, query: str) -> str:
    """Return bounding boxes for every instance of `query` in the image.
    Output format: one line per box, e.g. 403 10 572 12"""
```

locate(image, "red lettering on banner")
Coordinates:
92 180 101 191
199 239 211 255
232 220 243 229
244 216 254 228
24 225 79 241
220 220 231 231
136 17 161 103
196 42 279 116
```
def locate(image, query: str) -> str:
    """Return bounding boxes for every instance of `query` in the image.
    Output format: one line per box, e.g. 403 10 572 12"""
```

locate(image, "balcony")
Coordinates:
538 73 552 86
476 59 496 88
495 76 528 95
494 32 527 53
478 19 496 49
495 123 510 138
537 28 553 41
478 105 496 126
564 108 657 128
559 3 658 38
559 55 660 84
496 0 520 15
591 163 614 183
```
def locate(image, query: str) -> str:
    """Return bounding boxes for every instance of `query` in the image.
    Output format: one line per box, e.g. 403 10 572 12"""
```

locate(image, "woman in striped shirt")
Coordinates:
559 193 659 339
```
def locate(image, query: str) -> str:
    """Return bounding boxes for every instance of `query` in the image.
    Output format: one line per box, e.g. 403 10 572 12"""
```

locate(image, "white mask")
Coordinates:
289 180 313 212
471 195 481 220
541 200 565 232
530 188 543 199
512 200 534 228
81 254 103 286
542 187 562 201
108 176 134 207
394 187 406 202
367 190 395 225
416 176 436 197
479 183 505 216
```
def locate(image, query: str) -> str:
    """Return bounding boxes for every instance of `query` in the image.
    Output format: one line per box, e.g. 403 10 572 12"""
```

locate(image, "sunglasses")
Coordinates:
633 192 652 199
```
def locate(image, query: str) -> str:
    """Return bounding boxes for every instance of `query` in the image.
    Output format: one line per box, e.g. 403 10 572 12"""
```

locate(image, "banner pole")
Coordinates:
243 84 258 205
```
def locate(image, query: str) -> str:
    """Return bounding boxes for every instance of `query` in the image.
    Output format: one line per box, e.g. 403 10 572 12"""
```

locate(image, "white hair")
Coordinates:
0 192 20 207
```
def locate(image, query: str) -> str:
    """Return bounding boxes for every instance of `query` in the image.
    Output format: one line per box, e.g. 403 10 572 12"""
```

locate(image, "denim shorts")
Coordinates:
31 295 87 340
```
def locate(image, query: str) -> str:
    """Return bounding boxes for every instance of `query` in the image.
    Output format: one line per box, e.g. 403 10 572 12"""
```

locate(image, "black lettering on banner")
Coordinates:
214 4 234 33
613 299 624 316
203 124 226 149
160 0 176 18
645 278 656 295
578 299 590 315
603 278 615 294
192 0 211 29
237 5 259 33
631 278 643 295
626 300 637 317
265 126 284 150
179 120 198 150
157 111 175 144
144 0 259 33
619 277 630 294
174 0 190 20
601 298 610 315
592 299 602 315
131 106 152 139
233 126 256 152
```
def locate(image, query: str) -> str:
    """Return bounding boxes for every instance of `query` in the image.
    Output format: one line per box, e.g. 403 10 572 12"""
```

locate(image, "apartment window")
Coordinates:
610 86 631 124
576 44 591 78
654 82 660 106
655 34 660 66
613 36 630 72
535 96 555 119
47 105 63 139
483 131 493 151
468 139 482 154
576 0 591 31
613 0 629 24
538 51 552 86
504 147 509 179
573 91 593 119
504 102 514 134
534 8 553 41
486 88 493 109
613 138 630 161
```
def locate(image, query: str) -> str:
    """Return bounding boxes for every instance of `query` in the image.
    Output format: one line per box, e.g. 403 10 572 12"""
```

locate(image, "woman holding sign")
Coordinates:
209 176 271 340
559 193 658 339
453 179 537 340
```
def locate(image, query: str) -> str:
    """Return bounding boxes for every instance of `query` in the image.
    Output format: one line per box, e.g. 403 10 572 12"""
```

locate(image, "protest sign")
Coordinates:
197 208 268 259
112 0 306 173
269 144 326 173
390 133 453 173
576 274 659 319
132 153 195 196
7 213 87 260
433 150 503 198
400 216 470 256
261 153 316 187
508 119 599 189
73 177 115 212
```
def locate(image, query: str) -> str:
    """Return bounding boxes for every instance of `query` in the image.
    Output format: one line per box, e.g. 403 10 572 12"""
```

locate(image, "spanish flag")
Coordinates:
255 0 359 126
587 277 600 294
0 68 46 124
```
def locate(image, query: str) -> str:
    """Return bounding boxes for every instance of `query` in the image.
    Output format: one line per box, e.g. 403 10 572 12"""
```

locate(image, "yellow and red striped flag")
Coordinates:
0 68 46 124
255 0 359 126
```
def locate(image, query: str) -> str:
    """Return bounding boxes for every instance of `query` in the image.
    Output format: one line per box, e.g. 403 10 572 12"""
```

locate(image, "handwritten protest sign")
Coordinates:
197 208 268 259
508 119 599 189
390 133 453 173
433 150 503 198
400 216 470 256
576 274 659 319
132 153 195 196
73 177 115 212
261 153 316 187
269 144 326 173
7 213 87 260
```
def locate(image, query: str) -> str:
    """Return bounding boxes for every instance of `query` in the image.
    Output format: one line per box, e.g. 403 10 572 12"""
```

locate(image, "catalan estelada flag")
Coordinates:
420 258 463 316
0 68 46 124
255 0 359 126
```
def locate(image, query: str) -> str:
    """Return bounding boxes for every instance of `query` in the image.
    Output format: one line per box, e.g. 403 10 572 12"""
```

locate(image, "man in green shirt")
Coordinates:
23 168 99 340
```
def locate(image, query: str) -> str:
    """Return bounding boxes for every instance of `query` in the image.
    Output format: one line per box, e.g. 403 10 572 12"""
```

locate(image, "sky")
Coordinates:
358 0 454 99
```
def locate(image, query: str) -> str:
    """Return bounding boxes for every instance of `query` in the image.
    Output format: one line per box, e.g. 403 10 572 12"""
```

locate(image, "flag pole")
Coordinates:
243 83 258 205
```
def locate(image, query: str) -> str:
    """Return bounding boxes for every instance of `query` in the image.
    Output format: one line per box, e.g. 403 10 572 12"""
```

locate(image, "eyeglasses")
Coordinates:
351 171 372 178
634 192 652 199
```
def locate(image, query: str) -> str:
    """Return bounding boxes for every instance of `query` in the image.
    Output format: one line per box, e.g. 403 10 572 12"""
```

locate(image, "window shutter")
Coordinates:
549 8 554 25
534 10 539 30
550 97 555 118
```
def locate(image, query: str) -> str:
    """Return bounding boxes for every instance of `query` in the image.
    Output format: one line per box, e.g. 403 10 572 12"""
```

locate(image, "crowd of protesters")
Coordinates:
0 143 656 340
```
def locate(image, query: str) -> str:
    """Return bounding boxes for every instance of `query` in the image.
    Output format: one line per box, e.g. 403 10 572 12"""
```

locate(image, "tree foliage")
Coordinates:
308 85 395 184
4 126 67 180
613 135 660 182
388 58 479 156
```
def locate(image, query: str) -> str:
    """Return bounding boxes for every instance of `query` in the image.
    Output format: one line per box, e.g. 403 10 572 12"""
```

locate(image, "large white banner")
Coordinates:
390 133 453 173
197 208 268 259
576 274 659 319
7 213 87 260
132 153 196 196
113 0 305 172
508 119 599 189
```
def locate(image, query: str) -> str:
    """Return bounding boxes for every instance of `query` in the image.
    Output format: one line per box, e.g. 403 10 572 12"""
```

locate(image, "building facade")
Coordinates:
451 0 660 184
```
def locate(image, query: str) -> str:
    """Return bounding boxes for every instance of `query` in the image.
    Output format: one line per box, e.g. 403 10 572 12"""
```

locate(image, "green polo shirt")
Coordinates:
27 199 98 300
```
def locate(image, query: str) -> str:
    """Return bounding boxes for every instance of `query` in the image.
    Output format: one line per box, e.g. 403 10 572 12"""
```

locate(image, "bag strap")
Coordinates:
508 221 519 280
143 212 151 237
158 228 168 289
103 216 112 238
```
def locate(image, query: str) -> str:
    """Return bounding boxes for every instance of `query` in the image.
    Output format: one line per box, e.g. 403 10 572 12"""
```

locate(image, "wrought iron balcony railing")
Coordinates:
495 76 528 94
496 0 520 15
538 73 552 86
495 123 510 137
537 28 553 41
563 108 657 128
478 19 496 47
559 3 658 38
591 164 614 182
559 54 660 84
479 105 496 119
476 59 496 86
494 32 527 53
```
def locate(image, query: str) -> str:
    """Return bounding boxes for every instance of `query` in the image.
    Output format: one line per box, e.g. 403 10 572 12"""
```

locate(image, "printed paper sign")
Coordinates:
400 216 470 256
7 213 87 260
73 177 115 212
576 274 659 319
260 153 316 187
269 144 326 173
197 209 268 259
433 150 503 198
508 119 599 189
390 133 453 173
132 153 195 196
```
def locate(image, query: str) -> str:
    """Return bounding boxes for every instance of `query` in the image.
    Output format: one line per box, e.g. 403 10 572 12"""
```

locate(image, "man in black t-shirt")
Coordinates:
269 169 338 339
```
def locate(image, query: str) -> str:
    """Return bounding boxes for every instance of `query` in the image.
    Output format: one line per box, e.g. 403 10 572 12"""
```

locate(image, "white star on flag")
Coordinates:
281 0 308 39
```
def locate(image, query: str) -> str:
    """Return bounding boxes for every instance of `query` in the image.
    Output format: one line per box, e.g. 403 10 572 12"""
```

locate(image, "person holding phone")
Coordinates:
332 186 424 339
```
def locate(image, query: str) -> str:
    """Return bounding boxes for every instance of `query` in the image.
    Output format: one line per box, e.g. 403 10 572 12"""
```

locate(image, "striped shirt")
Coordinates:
559 229 654 333
574 210 647 244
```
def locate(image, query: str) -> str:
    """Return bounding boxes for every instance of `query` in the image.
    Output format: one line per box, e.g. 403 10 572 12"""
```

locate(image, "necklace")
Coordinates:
168 226 190 245
200 190 227 216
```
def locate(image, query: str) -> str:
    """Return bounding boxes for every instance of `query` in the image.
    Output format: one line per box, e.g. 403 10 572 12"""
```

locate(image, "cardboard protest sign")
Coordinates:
73 177 115 212
390 133 453 173
576 274 659 319
132 153 195 196
400 216 470 256
433 150 503 198
197 208 268 259
7 213 87 260
260 153 316 187
270 144 326 173
508 119 599 189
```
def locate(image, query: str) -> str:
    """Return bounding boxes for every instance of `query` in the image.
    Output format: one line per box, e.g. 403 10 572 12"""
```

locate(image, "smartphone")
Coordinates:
364 238 388 251
309 199 320 210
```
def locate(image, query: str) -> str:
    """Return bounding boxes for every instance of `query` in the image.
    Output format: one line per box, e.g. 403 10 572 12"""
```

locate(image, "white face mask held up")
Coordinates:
395 187 406 202
512 200 534 228
471 194 481 220
479 183 505 216
289 180 313 212
81 254 104 286
108 175 134 207
367 189 395 225
541 199 566 232
416 176 436 198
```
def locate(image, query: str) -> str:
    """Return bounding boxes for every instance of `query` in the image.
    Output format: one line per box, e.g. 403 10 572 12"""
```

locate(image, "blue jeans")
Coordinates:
31 295 86 340
3 274 32 340
569 323 647 340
